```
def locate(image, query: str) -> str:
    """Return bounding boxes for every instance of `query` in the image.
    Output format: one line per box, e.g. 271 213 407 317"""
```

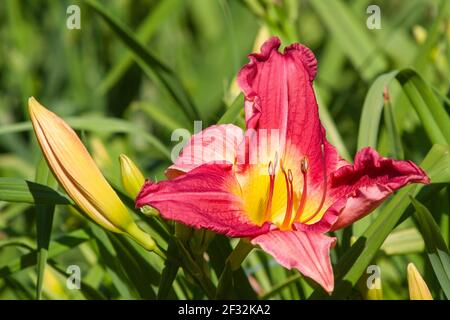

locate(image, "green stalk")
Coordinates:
216 239 254 299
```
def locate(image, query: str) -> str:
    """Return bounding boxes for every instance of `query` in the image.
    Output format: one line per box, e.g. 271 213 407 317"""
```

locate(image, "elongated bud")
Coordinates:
119 154 145 199
28 97 157 252
407 263 433 300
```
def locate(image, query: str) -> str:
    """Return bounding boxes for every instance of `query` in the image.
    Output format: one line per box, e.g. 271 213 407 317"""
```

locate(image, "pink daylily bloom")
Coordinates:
136 37 429 293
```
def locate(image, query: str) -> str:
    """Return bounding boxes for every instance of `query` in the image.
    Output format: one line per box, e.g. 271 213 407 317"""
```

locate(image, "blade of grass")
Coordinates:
357 71 398 149
131 101 189 132
358 68 450 150
217 93 244 125
34 158 58 300
157 237 181 300
108 233 162 299
310 0 387 81
0 117 171 159
0 178 72 205
383 88 404 159
315 86 351 161
208 236 257 299
380 228 424 255
98 0 184 94
88 225 136 299
48 260 106 300
0 229 90 278
411 197 450 299
85 0 200 122
396 69 450 146
413 0 449 71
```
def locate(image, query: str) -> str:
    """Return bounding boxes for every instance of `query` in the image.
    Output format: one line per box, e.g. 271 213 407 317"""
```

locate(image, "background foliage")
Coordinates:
0 0 449 299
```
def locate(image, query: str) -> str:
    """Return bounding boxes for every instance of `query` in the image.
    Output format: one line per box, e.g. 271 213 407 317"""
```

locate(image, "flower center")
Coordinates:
262 143 327 230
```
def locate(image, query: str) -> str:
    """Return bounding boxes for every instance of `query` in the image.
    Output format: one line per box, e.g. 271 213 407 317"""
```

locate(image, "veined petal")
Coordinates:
166 124 244 179
324 147 430 231
252 229 335 293
237 37 347 225
136 164 269 237
237 37 326 185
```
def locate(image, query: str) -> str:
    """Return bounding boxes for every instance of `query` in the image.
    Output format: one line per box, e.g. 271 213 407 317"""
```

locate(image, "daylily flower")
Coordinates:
29 98 157 252
136 37 429 292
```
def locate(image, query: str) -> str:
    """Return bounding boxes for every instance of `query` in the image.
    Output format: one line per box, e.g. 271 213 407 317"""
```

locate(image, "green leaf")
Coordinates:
357 71 398 149
217 94 244 125
208 236 257 299
0 117 171 160
309 0 387 80
315 86 351 161
396 69 450 146
358 69 450 150
380 228 424 255
48 261 106 300
132 101 188 132
98 0 184 94
0 229 90 278
259 273 302 300
413 0 449 71
383 91 404 159
215 239 254 299
88 225 136 299
411 197 450 299
157 238 180 299
34 158 58 300
0 178 72 205
107 233 161 299
85 0 200 122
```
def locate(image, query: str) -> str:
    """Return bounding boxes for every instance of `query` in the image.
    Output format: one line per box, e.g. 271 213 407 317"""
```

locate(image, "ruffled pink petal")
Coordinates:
237 37 330 186
166 124 244 179
323 147 430 231
136 163 269 237
252 229 336 293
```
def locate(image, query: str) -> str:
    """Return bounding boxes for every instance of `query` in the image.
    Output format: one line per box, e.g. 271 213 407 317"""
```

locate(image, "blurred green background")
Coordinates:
0 0 449 299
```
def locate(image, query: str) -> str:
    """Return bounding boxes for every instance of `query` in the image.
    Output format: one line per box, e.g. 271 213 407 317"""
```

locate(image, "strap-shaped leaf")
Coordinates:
411 197 450 299
0 177 72 205
85 0 200 122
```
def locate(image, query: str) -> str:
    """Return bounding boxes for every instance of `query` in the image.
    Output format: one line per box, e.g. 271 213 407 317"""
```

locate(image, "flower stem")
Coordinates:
216 238 254 298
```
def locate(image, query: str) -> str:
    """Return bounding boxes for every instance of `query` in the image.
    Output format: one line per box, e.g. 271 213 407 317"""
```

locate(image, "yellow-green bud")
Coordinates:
119 154 145 199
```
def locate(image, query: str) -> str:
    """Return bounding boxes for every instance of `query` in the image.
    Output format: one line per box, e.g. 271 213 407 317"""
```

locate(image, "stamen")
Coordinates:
264 161 276 221
294 156 308 222
303 144 328 223
281 165 294 230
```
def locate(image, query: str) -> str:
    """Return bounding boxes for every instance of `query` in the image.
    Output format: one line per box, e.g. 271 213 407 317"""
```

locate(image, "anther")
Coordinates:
301 157 309 173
